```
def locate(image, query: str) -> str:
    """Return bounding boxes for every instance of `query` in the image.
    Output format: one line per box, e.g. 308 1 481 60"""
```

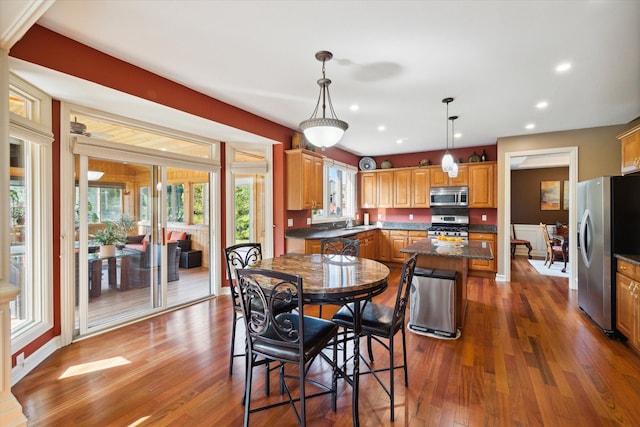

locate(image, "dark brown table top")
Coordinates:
250 254 390 301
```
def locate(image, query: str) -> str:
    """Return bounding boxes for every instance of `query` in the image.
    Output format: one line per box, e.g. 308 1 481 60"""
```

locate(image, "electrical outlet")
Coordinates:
409 214 414 220
287 218 293 227
356 213 360 220
17 352 25 368
482 215 487 221
378 213 382 220
307 218 311 225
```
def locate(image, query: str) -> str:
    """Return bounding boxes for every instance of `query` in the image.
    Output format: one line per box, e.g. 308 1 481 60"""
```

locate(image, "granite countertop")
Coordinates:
285 224 382 239
285 222 497 240
401 238 494 260
614 253 640 266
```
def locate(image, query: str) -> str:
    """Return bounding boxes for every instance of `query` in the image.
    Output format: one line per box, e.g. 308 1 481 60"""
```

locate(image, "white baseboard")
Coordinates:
11 336 62 386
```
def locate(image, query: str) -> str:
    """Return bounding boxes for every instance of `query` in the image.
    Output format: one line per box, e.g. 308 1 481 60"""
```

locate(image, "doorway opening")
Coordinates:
502 147 578 288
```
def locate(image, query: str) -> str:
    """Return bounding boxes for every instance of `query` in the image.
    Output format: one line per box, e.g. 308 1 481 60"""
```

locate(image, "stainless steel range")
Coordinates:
428 210 469 240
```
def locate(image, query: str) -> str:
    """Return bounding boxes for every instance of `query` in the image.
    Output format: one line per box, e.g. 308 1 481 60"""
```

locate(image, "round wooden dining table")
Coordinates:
250 253 390 426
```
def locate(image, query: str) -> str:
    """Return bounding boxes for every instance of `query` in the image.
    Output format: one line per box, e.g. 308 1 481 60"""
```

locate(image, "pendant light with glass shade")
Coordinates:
448 115 459 178
441 97 455 172
299 51 349 149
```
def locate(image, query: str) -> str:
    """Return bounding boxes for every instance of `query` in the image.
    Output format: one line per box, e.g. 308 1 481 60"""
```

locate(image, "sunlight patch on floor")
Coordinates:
128 416 150 426
58 356 131 379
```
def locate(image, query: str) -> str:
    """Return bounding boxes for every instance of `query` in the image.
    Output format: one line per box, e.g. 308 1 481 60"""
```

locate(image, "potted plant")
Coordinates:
91 222 125 257
114 215 137 237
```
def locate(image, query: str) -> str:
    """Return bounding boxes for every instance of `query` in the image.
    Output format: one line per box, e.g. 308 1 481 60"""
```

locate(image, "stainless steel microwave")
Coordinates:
429 186 469 207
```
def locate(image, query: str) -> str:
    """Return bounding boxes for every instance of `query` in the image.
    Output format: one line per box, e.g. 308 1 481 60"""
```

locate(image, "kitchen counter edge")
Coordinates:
285 223 497 240
614 253 640 266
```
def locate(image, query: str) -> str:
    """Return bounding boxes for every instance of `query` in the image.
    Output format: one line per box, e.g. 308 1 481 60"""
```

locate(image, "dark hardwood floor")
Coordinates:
12 257 640 426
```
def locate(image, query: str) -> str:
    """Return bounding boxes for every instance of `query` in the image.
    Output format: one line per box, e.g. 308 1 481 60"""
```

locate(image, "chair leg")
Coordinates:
243 356 254 427
299 359 307 426
401 327 409 387
389 333 395 422
229 310 238 376
332 335 338 412
367 335 374 362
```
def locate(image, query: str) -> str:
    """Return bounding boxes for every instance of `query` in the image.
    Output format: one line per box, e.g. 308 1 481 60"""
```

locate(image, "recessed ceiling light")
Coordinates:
525 123 536 130
555 62 572 73
396 138 404 144
454 132 462 138
536 101 548 109
350 104 359 112
378 125 386 132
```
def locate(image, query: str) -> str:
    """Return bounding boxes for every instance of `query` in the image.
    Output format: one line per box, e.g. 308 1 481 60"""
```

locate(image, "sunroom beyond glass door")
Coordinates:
76 158 159 332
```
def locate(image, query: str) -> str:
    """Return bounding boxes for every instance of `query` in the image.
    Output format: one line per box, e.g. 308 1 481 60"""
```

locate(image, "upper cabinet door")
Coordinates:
468 163 495 208
412 168 430 208
619 125 640 175
360 171 377 208
376 170 394 208
393 169 412 208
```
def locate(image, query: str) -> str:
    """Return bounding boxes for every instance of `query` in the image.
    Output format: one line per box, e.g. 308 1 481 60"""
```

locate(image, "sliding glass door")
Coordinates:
75 157 213 334
68 111 221 338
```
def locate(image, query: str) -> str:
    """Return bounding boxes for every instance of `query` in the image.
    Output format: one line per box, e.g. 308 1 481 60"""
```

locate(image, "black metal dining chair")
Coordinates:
317 237 360 319
331 253 418 421
320 237 360 257
225 243 297 378
236 268 338 426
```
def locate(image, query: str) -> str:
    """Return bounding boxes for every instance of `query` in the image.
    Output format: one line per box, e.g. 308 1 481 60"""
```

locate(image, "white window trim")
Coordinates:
8 73 54 352
225 142 274 259
312 158 357 224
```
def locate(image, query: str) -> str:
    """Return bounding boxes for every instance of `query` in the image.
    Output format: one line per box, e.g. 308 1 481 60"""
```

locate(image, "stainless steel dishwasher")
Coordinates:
409 268 458 339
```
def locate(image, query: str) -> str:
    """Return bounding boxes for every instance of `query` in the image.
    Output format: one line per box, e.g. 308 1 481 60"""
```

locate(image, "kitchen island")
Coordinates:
401 238 493 330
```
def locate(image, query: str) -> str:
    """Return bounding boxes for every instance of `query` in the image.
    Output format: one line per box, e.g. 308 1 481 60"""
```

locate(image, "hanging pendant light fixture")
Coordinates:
448 115 459 178
441 97 455 172
299 51 349 149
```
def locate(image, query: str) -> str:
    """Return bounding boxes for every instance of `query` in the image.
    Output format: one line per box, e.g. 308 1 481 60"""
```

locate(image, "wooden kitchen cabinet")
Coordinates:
389 230 409 263
360 171 377 208
468 232 496 274
286 149 324 210
619 125 640 175
412 167 430 207
357 230 377 259
377 170 394 208
429 165 468 187
378 230 391 261
394 169 412 208
616 258 640 351
468 162 496 208
380 230 427 263
408 230 428 246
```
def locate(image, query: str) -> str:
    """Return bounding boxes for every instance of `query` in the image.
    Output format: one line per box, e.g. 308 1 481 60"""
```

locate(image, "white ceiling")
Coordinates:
6 0 640 156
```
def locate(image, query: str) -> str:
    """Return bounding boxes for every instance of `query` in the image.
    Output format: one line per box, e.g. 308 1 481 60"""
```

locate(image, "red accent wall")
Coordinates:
11 25 292 144
370 145 496 169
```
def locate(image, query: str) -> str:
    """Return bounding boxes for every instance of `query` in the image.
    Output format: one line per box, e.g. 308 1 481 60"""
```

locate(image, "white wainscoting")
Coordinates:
512 224 546 258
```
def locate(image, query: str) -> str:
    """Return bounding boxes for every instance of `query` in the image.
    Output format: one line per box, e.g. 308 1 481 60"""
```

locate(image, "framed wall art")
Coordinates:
540 180 560 211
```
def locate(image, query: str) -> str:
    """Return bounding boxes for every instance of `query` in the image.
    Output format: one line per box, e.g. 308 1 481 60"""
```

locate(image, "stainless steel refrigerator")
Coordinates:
578 175 640 337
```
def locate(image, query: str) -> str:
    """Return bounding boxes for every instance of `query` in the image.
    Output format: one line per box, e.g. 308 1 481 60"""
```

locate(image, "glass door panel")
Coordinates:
76 158 160 332
166 166 211 308
75 158 214 334
232 174 265 247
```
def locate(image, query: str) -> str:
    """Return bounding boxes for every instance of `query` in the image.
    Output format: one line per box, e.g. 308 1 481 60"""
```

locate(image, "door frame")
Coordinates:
60 103 222 343
225 143 274 287
501 146 578 289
